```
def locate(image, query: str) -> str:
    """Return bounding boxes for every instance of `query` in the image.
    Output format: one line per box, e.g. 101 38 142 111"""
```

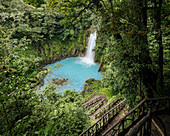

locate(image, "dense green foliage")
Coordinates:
0 87 90 135
0 0 91 135
94 0 170 106
0 0 169 135
24 0 45 7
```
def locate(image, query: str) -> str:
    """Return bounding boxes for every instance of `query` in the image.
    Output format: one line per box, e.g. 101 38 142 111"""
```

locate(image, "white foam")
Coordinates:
80 30 97 65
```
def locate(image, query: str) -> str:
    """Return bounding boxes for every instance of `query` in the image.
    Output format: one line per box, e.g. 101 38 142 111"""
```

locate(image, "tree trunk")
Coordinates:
154 0 163 92
138 0 157 97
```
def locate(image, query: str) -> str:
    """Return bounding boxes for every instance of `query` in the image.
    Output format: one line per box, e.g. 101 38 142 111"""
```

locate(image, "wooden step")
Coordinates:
100 110 125 136
89 100 108 120
79 98 126 136
95 98 124 119
87 98 105 110
82 95 105 108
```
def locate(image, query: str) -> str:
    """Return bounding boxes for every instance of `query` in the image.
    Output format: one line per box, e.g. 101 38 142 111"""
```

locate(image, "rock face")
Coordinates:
52 78 68 85
39 45 86 68
52 46 86 64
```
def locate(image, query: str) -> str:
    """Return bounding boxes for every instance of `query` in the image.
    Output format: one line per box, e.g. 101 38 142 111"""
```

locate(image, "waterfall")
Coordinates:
81 30 97 65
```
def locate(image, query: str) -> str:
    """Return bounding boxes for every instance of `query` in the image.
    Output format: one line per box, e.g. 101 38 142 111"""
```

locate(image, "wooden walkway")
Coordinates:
80 96 126 136
80 96 170 136
89 100 107 120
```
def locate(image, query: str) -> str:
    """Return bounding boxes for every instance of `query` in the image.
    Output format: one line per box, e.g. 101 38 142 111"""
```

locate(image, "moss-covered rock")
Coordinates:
85 78 96 85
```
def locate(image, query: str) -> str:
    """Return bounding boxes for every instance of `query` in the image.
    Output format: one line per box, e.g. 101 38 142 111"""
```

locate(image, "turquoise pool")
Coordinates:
40 57 102 92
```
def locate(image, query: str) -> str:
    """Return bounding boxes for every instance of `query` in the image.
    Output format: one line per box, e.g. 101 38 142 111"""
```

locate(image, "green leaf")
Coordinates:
0 96 11 101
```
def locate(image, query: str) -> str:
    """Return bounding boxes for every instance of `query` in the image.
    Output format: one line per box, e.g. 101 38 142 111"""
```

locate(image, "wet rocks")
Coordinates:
52 78 68 85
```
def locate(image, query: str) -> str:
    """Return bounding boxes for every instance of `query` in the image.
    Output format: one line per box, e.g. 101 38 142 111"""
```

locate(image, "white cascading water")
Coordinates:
81 30 97 65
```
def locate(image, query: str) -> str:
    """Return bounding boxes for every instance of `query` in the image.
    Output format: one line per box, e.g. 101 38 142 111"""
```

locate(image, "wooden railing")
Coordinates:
125 111 151 136
82 93 100 104
95 98 123 119
102 97 170 136
89 99 105 115
82 96 105 109
79 98 126 136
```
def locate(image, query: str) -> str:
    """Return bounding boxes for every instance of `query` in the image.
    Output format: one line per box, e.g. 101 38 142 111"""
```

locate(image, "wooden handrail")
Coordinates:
100 98 126 119
79 98 126 136
102 97 170 136
95 98 123 119
103 99 146 136
89 99 105 115
83 96 104 109
147 97 169 101
125 111 151 136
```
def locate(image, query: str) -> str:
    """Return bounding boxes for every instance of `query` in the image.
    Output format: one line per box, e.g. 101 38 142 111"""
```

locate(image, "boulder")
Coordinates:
52 78 68 85
85 78 96 85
